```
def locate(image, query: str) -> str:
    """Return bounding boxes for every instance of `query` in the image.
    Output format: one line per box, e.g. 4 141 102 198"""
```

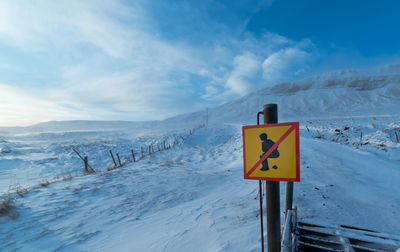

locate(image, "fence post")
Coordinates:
116 153 122 167
84 156 89 173
110 150 117 168
131 150 136 162
72 148 94 173
263 104 281 252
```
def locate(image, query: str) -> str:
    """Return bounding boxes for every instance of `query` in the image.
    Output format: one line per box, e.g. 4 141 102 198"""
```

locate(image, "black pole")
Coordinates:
110 150 117 168
263 104 281 252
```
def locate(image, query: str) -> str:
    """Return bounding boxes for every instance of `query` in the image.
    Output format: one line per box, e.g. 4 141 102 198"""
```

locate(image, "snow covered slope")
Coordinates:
1 69 400 251
166 72 400 126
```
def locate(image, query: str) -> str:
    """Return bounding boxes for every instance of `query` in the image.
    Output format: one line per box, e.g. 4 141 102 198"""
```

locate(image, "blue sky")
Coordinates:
0 0 399 126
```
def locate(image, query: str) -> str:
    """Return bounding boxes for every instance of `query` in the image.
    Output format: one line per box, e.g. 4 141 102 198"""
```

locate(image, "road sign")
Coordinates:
242 122 300 181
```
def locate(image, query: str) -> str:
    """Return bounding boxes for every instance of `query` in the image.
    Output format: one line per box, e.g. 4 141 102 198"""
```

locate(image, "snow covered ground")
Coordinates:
1 72 400 251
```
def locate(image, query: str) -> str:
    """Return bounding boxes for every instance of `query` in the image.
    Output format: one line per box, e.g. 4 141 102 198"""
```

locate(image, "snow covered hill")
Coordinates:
1 69 400 251
166 71 400 126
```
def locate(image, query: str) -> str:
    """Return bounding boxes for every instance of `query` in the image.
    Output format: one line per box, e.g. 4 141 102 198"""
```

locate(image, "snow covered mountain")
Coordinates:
166 71 400 126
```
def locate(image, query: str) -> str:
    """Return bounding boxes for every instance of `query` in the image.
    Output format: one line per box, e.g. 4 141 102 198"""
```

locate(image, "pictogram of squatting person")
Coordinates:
259 133 279 171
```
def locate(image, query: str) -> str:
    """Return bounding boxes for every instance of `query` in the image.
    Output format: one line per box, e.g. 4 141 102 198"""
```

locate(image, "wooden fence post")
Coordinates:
116 153 122 167
72 148 94 173
110 150 117 168
131 150 136 162
84 156 89 173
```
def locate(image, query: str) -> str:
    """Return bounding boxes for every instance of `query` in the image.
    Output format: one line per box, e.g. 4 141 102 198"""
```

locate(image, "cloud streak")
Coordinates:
0 0 317 126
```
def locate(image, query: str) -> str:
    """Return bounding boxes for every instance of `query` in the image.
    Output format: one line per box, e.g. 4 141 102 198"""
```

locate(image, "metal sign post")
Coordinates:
243 104 300 252
263 104 281 252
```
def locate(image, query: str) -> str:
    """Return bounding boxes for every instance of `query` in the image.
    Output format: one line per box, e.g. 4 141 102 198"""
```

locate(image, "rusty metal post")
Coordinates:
263 104 281 252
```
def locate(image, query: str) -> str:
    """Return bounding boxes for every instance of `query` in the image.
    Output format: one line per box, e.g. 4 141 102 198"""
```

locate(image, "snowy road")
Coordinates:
297 136 400 234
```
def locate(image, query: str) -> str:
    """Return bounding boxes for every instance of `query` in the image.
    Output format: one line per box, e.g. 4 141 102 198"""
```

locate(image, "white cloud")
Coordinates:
202 85 219 100
225 52 262 95
262 47 311 83
215 35 315 96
